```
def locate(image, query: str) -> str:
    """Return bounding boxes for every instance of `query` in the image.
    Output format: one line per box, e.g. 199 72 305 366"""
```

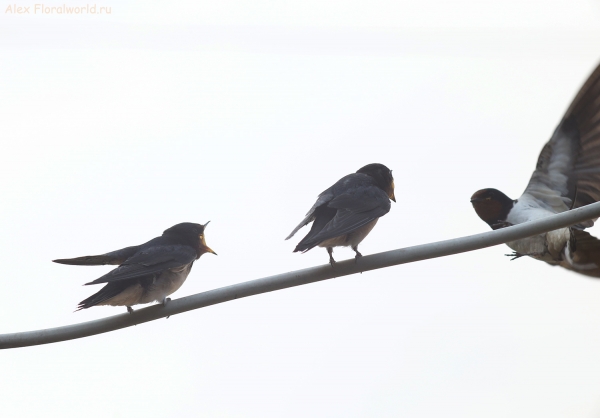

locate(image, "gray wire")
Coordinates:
4 201 600 349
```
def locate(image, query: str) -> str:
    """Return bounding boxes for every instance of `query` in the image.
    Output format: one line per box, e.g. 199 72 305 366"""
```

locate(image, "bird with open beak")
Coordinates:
471 62 600 277
287 163 395 265
54 222 216 312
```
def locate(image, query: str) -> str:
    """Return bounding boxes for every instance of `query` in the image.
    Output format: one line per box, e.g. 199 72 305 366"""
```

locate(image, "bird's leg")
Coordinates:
352 245 362 263
505 252 526 260
327 247 336 267
162 297 172 319
492 221 514 230
126 306 134 314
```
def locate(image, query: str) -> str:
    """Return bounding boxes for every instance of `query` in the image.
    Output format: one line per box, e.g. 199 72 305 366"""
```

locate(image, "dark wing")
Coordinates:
285 189 335 240
294 185 390 252
53 246 140 266
292 205 337 251
522 62 600 224
76 281 132 311
84 245 197 285
565 63 600 209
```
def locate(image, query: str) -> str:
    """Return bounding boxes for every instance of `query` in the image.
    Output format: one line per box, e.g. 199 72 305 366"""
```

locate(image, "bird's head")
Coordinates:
357 163 396 202
470 188 514 228
163 222 217 258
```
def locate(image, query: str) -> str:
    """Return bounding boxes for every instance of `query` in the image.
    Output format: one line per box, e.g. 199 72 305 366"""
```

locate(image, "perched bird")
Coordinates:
54 222 216 312
286 163 395 265
471 62 600 277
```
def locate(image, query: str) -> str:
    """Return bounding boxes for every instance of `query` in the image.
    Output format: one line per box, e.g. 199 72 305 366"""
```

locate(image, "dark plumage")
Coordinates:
286 163 395 265
54 222 216 312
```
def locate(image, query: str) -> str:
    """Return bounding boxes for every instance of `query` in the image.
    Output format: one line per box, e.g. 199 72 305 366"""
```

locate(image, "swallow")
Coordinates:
286 163 395 265
471 62 600 277
54 222 216 312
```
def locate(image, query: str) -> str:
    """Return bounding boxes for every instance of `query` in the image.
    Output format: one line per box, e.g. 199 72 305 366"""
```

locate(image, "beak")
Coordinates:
390 192 396 203
200 221 216 255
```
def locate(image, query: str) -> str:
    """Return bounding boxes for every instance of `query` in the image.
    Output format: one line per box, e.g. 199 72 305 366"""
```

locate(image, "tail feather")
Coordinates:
55 255 121 266
54 246 140 266
286 215 314 240
76 282 126 311
561 230 600 278
293 206 337 252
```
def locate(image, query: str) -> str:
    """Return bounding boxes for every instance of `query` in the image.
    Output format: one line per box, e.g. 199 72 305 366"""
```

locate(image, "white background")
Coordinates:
2 1 600 416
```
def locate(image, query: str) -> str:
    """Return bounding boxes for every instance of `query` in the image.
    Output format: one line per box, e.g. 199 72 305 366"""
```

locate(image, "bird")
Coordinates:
286 163 395 265
471 62 600 277
54 222 216 312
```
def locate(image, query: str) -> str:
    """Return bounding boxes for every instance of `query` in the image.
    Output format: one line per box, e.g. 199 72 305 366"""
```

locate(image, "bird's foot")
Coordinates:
492 221 514 230
127 306 134 314
505 252 525 261
353 247 362 263
162 297 172 319
327 247 336 267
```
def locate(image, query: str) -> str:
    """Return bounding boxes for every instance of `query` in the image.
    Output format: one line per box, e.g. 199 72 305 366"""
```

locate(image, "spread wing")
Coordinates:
294 185 390 252
522 62 600 225
84 245 197 285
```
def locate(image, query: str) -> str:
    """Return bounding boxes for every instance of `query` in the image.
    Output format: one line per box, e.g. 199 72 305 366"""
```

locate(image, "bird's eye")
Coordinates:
485 197 492 201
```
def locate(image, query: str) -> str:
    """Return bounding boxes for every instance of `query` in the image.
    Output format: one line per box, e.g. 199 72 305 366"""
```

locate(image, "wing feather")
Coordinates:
285 190 335 240
84 245 197 285
522 62 600 222
294 186 390 251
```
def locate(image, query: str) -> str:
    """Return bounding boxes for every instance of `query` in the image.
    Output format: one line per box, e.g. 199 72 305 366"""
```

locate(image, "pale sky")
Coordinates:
2 1 600 417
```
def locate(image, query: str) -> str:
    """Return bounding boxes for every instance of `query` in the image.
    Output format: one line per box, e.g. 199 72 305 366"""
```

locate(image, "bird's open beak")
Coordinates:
201 221 216 254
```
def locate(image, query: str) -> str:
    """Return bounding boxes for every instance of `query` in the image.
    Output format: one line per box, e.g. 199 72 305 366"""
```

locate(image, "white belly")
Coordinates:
100 263 193 307
506 197 570 260
140 264 192 304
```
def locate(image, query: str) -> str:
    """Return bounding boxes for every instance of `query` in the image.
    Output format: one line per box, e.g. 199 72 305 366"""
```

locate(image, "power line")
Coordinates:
3 201 600 349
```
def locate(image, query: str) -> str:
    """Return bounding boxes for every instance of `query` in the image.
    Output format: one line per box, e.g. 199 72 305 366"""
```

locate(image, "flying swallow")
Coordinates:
471 62 600 277
54 222 216 312
286 163 395 265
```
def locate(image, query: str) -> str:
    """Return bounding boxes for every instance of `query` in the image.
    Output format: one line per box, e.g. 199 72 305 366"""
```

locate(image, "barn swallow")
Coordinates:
286 163 395 265
471 62 600 277
54 222 216 312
